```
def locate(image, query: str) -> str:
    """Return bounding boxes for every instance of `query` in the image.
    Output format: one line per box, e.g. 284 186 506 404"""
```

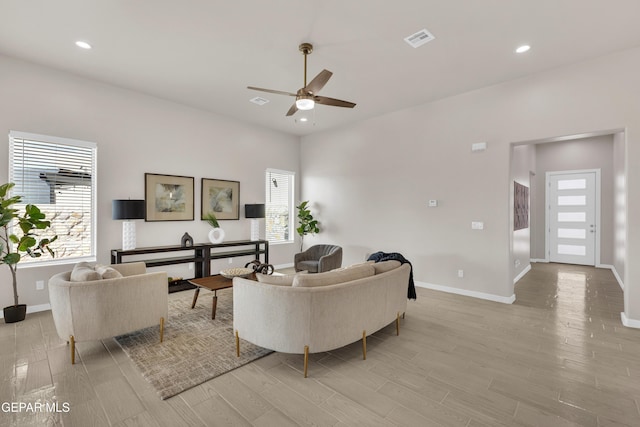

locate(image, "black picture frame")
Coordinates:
145 173 194 221
201 178 240 220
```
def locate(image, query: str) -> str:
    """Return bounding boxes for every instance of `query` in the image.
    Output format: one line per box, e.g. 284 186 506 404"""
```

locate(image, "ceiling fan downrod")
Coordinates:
299 43 313 88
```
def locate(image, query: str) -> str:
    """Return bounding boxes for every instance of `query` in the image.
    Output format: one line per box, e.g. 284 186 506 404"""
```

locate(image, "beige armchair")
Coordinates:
48 262 168 364
294 244 342 273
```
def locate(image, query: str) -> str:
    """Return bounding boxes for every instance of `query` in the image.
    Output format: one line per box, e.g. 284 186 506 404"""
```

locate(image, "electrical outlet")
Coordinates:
36 280 44 290
228 258 233 264
457 269 464 278
515 259 521 268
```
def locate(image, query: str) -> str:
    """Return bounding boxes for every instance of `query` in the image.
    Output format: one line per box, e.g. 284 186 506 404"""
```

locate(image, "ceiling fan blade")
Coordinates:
247 86 297 97
304 69 333 94
286 103 298 116
314 96 356 109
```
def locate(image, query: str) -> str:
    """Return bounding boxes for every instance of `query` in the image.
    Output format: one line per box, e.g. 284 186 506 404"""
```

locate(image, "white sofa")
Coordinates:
48 262 168 364
233 261 411 376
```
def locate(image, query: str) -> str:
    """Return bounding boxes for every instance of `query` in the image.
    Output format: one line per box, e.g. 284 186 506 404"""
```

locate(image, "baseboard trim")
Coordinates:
415 281 516 304
530 259 547 263
597 264 624 291
0 303 51 319
621 312 640 329
513 264 532 284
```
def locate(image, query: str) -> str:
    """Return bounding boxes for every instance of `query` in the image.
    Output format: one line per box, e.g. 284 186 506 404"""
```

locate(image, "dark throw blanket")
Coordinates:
367 251 417 300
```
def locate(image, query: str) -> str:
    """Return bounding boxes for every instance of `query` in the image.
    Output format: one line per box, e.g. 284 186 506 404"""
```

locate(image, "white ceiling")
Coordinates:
2 1 640 136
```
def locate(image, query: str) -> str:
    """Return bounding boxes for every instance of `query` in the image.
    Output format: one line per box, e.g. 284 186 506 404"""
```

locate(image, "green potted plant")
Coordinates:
1 182 57 323
204 212 225 244
296 200 320 251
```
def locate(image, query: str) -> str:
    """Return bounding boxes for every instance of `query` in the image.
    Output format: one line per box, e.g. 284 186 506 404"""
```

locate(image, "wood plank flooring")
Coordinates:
1 262 639 426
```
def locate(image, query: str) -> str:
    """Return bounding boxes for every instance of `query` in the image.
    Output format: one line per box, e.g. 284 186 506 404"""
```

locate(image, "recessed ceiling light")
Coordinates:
299 117 308 122
75 41 92 50
515 45 530 54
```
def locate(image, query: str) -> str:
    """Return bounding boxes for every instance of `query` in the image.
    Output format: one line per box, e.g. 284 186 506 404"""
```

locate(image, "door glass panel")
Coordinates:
558 228 586 239
557 244 586 256
558 212 586 222
557 195 586 206
557 179 586 190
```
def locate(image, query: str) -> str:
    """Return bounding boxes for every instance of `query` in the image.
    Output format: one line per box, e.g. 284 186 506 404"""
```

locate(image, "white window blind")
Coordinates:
265 169 294 243
9 131 97 264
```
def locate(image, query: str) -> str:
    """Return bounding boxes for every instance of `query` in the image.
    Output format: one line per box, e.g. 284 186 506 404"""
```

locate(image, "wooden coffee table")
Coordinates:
188 274 255 319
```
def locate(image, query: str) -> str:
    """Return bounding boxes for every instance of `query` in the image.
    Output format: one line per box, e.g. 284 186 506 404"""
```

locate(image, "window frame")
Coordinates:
265 168 295 245
8 130 98 267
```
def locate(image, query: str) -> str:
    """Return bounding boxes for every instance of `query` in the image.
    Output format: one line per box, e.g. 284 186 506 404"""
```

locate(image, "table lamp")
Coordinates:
112 199 145 250
245 204 265 241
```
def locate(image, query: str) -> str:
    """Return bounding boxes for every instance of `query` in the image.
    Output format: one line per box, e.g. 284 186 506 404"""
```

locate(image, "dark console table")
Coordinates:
111 239 269 278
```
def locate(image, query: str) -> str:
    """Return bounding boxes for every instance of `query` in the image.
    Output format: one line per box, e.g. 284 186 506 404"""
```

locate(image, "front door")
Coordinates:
547 171 598 266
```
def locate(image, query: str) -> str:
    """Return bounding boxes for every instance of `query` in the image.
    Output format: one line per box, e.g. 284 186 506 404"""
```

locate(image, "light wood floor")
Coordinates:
1 263 640 426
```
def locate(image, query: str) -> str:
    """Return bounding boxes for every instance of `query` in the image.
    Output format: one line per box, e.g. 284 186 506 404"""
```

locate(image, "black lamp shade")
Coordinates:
112 200 145 220
245 204 265 219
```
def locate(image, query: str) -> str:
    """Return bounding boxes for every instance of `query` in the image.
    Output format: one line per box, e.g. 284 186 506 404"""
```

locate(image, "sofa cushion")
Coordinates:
292 263 374 288
95 264 124 279
372 260 402 274
70 262 101 282
256 273 295 286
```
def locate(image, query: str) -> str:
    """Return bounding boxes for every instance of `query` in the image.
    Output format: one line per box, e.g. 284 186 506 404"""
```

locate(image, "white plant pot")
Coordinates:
208 228 225 244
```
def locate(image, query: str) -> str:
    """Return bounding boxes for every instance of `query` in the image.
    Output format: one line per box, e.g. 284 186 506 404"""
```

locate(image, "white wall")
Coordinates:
300 46 640 323
532 135 614 264
0 54 300 310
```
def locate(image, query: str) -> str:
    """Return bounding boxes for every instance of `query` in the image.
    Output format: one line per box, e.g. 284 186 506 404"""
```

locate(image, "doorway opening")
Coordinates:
510 129 626 293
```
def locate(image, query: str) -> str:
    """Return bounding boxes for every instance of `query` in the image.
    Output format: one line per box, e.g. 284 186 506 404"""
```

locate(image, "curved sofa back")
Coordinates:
233 263 410 354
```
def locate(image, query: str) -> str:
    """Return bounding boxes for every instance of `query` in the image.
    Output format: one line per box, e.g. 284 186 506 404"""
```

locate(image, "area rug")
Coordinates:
115 288 272 400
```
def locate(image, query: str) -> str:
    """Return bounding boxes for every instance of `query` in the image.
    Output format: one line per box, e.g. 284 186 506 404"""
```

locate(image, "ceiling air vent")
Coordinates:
250 96 269 106
404 28 435 48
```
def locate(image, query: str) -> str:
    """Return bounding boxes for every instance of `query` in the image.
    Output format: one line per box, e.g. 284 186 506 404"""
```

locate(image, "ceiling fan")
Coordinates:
248 43 356 117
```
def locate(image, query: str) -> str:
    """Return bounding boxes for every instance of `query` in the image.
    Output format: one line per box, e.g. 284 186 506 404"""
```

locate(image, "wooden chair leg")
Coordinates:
160 317 165 343
303 345 309 378
362 330 367 360
70 335 75 365
396 312 400 336
235 330 240 357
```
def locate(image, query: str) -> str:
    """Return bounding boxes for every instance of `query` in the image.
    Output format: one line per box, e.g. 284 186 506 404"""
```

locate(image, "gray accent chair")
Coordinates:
294 244 343 273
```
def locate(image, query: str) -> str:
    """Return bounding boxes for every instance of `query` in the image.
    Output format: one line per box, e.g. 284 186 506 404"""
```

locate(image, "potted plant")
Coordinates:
296 201 320 251
1 182 57 323
204 212 225 244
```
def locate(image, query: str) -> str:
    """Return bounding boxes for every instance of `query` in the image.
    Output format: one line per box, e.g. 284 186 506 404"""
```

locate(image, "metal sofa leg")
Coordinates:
362 330 367 360
70 335 75 365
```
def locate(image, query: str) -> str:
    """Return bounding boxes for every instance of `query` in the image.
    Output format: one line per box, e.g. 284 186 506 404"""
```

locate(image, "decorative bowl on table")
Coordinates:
220 267 254 279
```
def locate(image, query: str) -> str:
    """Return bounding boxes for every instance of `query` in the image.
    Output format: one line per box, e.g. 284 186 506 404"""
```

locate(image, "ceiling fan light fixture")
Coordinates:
296 97 315 110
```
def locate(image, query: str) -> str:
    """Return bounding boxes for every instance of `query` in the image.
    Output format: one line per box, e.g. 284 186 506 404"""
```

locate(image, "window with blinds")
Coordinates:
265 169 294 243
9 131 97 264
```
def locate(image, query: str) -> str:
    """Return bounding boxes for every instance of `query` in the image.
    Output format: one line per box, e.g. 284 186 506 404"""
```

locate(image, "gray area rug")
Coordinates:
115 288 272 400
